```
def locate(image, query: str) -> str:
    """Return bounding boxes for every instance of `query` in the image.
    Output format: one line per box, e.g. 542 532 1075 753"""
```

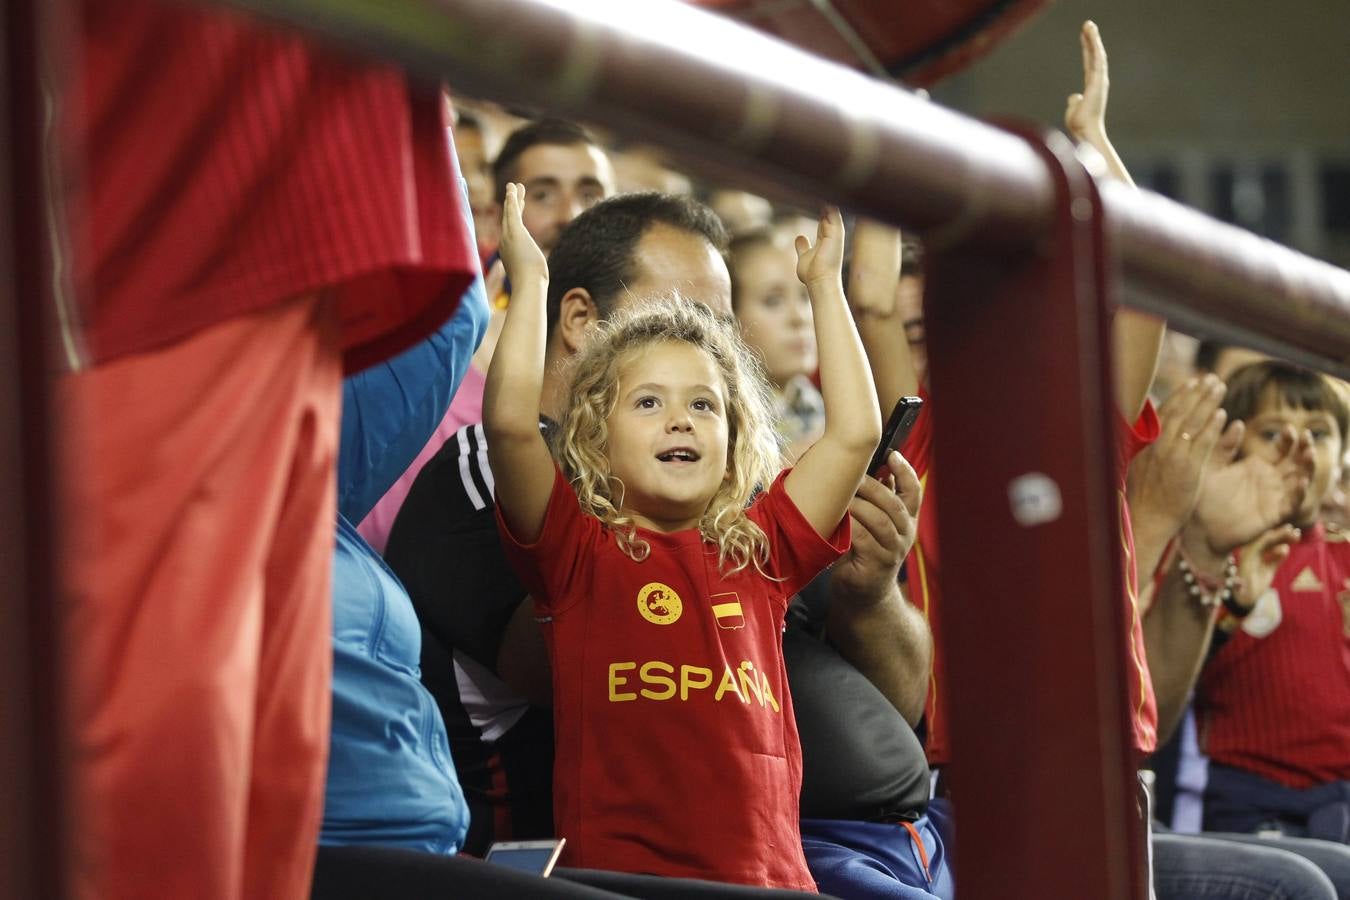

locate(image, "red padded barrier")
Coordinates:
687 0 1050 85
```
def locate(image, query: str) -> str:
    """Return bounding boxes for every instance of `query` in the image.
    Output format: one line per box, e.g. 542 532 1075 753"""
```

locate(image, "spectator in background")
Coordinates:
611 142 695 195
356 118 616 554
449 107 501 263
1195 366 1350 848
1127 369 1350 899
729 228 823 461
1194 338 1270 383
493 119 617 258
1149 332 1206 402
709 188 775 237
58 4 477 898
894 241 926 386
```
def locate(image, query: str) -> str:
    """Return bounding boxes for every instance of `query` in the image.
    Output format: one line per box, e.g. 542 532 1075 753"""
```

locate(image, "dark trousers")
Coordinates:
312 846 833 899
1205 764 1350 844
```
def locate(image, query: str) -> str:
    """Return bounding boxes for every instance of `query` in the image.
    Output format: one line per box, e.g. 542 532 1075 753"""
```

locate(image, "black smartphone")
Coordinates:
868 396 923 477
484 839 566 877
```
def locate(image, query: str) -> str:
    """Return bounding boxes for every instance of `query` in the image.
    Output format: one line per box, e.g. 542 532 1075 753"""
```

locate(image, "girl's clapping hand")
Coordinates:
794 207 845 292
499 182 548 286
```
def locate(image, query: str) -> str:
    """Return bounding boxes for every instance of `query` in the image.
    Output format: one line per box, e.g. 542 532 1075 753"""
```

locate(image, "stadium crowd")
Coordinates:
53 2 1350 899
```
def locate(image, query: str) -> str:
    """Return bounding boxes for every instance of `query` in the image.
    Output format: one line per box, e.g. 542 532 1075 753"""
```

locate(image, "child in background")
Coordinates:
1194 361 1350 840
483 184 881 889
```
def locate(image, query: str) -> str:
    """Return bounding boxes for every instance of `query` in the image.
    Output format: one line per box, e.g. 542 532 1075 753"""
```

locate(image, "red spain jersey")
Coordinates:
64 1 476 371
1197 522 1350 789
498 467 849 890
901 388 1161 762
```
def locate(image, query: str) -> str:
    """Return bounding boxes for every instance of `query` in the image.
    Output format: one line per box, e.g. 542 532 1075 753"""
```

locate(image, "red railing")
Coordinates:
222 0 1350 377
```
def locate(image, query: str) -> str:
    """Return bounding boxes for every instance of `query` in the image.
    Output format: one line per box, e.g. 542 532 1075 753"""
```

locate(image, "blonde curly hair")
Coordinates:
554 297 784 574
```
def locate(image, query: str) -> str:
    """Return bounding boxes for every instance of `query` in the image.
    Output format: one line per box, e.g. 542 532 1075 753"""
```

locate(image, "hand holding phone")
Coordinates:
868 396 923 478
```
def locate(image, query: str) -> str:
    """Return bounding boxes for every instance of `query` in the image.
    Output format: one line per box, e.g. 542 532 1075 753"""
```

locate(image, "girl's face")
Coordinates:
1240 388 1345 526
604 341 731 532
732 241 816 388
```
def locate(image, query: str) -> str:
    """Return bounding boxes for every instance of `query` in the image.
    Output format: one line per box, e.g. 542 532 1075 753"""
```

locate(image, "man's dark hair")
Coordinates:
1223 360 1349 442
492 118 597 202
1194 339 1228 374
545 191 729 333
454 110 482 133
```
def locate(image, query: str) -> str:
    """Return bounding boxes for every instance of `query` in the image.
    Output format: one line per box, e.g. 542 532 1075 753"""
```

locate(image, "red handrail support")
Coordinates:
927 124 1149 900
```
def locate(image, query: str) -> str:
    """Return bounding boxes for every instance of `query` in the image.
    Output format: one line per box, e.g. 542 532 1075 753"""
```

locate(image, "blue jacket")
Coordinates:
322 178 489 854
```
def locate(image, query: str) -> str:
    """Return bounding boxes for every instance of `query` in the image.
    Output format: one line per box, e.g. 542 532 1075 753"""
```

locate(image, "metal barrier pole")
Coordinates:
927 127 1146 899
1 0 66 897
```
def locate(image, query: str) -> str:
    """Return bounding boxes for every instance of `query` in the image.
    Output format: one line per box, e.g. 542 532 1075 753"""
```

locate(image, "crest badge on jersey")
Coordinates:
710 592 745 630
637 582 682 625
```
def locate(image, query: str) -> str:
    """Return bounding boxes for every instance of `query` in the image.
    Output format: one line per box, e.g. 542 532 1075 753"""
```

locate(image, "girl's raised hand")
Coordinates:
499 182 548 286
795 207 845 291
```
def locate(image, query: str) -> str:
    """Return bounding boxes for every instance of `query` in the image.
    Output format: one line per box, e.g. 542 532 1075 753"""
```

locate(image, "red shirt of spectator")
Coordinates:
65 1 476 371
498 467 848 890
901 388 1161 763
1198 522 1350 788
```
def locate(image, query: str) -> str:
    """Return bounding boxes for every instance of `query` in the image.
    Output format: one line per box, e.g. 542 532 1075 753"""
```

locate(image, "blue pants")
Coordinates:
1205 764 1350 844
1154 831 1342 900
800 817 954 900
1199 832 1350 900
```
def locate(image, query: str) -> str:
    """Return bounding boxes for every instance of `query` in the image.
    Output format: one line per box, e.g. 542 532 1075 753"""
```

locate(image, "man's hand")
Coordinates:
1128 375 1233 551
795 207 846 293
1193 429 1313 555
826 449 931 724
1065 20 1110 145
499 182 547 287
846 219 902 319
1235 524 1301 611
831 451 922 602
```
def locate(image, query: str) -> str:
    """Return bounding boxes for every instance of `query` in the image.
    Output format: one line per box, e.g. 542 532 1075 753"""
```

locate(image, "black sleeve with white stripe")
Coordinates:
385 423 530 677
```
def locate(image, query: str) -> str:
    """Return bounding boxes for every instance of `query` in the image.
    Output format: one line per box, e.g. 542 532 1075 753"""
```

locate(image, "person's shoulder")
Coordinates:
419 422 497 507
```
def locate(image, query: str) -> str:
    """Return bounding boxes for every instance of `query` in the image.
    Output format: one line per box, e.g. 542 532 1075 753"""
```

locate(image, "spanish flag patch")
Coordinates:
711 593 745 630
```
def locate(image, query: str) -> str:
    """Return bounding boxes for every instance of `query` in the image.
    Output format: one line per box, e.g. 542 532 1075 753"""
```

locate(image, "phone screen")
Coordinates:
484 841 564 877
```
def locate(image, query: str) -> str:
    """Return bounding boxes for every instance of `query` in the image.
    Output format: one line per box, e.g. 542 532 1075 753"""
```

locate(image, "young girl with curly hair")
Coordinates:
484 183 881 890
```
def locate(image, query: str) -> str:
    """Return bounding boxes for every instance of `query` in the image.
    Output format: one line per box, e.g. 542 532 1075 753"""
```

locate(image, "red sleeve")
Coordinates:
71 2 476 369
1115 399 1161 480
898 384 933 479
747 469 851 598
494 466 600 615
